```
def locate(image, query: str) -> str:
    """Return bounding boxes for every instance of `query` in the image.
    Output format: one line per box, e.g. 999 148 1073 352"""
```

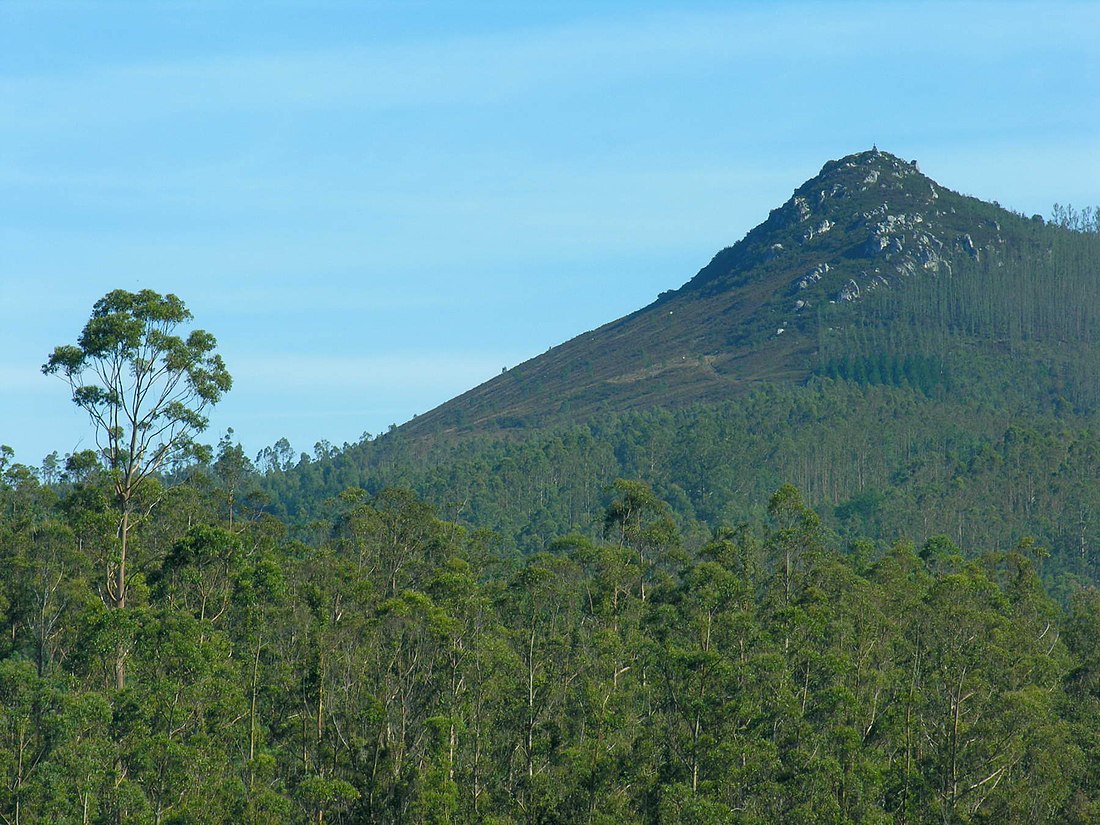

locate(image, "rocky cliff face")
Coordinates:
791 152 992 302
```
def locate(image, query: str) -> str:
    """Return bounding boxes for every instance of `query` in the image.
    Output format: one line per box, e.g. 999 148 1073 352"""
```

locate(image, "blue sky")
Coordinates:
3 1 1099 467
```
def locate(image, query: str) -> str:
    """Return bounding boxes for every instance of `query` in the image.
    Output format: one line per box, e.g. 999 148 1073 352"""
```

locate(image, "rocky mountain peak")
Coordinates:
685 148 1001 310
773 149 930 223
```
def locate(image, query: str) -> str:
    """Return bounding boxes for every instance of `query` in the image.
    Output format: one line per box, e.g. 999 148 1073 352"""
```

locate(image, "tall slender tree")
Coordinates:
43 289 231 687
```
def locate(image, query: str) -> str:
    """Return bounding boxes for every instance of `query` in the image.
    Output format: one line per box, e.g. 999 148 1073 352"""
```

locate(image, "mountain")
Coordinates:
403 148 1098 437
264 148 1100 580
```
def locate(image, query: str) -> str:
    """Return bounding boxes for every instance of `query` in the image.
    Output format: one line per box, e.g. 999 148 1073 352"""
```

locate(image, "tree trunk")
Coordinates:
250 632 262 782
114 506 131 690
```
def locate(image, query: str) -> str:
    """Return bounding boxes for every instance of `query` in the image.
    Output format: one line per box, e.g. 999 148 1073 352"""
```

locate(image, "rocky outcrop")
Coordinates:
796 263 830 290
685 148 1011 309
837 279 861 302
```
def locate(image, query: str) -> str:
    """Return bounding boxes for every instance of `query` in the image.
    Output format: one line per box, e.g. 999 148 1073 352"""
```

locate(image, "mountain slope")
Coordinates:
404 148 1093 436
263 149 1100 578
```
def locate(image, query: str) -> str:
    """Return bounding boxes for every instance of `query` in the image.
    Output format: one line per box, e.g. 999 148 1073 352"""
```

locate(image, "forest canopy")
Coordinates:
2 451 1099 823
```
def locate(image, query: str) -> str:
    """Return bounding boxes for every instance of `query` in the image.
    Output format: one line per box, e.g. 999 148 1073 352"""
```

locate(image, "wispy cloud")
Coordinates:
5 4 1096 134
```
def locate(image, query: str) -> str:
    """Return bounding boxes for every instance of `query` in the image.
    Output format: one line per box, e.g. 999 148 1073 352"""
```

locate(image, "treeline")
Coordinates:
258 376 1100 587
814 353 950 396
1049 203 1100 233
3 448 1100 824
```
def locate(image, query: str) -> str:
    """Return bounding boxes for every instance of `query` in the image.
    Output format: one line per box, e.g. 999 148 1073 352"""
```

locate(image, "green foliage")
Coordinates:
6 454 1098 822
261 373 1100 587
42 289 231 477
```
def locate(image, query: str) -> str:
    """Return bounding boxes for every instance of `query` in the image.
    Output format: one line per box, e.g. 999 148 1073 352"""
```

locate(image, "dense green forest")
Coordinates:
259 376 1100 589
4 452 1100 824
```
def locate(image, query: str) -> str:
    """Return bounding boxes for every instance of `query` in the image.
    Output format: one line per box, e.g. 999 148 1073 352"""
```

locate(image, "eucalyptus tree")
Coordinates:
603 479 680 603
43 289 230 687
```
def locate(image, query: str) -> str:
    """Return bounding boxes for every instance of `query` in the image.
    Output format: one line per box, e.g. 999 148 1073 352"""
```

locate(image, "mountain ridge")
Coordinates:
400 148 1061 437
